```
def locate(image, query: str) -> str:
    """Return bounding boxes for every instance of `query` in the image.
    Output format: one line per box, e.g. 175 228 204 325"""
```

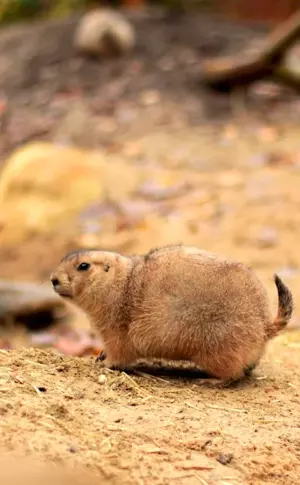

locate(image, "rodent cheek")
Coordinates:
59 273 72 290
72 276 88 299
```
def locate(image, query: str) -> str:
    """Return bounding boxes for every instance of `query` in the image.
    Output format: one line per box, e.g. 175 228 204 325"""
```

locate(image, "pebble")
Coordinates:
216 453 233 465
98 374 107 384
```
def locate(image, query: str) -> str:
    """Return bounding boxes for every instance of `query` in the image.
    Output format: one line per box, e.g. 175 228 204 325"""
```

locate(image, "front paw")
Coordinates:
95 350 106 363
95 351 125 370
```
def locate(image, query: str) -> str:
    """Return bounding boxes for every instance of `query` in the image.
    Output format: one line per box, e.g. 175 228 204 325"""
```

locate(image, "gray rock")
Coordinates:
0 280 67 329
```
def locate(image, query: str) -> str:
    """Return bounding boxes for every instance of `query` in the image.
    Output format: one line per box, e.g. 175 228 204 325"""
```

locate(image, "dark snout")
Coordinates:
51 277 60 288
50 272 72 298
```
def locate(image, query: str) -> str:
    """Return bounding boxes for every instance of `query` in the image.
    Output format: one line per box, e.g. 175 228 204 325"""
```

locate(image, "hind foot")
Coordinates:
193 362 248 388
196 376 245 389
244 363 257 376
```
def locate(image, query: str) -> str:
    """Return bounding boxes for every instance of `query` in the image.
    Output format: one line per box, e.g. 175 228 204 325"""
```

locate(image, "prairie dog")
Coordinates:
50 245 293 385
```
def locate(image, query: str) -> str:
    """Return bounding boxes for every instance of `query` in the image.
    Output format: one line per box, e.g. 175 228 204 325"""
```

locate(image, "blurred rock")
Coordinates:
0 142 141 245
74 9 135 57
257 227 278 248
0 280 66 330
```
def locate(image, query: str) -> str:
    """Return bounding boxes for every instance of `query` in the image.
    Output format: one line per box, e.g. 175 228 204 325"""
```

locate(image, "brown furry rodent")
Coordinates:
51 244 293 385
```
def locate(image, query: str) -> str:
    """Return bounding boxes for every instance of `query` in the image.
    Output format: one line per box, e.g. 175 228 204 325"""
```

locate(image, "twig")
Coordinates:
185 401 246 413
202 9 300 92
122 371 151 397
185 401 204 412
206 404 247 413
107 425 130 432
194 474 209 485
40 420 55 430
45 414 71 434
32 385 43 394
24 360 46 367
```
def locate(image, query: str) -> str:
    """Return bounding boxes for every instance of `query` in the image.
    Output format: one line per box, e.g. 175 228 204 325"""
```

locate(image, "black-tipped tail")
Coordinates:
267 274 293 339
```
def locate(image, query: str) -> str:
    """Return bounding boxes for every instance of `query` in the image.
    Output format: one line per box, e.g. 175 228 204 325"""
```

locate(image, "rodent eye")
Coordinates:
104 263 110 273
77 262 91 272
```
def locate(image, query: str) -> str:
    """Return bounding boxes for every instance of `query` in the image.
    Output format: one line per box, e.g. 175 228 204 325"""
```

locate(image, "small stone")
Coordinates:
216 453 233 465
75 9 135 57
98 374 107 384
37 387 47 393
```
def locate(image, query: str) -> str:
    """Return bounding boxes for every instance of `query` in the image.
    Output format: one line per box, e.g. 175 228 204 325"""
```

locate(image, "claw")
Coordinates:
95 350 106 363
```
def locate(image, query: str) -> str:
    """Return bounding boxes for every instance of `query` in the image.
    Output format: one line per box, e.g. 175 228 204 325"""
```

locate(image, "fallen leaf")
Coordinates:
55 329 103 357
267 151 294 167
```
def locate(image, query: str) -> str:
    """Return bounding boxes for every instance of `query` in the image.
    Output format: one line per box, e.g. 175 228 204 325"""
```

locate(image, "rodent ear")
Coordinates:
104 263 110 273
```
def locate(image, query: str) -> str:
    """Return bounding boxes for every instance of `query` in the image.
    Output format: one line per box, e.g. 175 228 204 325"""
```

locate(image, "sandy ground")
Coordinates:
1 8 300 485
1 338 300 485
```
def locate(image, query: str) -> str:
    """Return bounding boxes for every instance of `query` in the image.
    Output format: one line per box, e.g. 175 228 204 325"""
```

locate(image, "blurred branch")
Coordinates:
0 0 216 24
202 9 300 92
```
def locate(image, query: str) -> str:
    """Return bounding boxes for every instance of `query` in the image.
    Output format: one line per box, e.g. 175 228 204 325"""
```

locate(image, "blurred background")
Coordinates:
1 3 300 484
0 0 300 355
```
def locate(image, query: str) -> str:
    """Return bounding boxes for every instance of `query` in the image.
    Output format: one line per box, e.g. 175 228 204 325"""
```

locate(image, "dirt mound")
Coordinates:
1 343 300 484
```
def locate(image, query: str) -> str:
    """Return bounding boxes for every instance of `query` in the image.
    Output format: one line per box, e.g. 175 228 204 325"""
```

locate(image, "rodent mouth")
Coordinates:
59 293 72 299
54 287 73 299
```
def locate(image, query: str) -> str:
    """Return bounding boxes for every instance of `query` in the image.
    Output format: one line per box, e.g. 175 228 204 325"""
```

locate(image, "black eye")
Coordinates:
104 263 110 272
77 262 91 272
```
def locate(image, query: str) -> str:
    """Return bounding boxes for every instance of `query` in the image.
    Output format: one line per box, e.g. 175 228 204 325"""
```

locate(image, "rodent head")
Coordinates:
50 249 130 310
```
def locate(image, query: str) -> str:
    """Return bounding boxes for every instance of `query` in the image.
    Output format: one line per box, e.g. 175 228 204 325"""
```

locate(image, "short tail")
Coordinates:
267 274 293 339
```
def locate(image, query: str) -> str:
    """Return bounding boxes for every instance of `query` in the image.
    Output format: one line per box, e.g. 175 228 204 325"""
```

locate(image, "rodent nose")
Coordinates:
51 277 60 288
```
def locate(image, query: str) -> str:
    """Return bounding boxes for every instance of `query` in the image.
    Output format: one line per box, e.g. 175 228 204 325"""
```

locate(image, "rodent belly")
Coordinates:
130 317 198 361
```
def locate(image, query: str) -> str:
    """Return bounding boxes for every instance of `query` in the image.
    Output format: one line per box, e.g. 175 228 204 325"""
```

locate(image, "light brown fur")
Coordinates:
50 244 293 385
